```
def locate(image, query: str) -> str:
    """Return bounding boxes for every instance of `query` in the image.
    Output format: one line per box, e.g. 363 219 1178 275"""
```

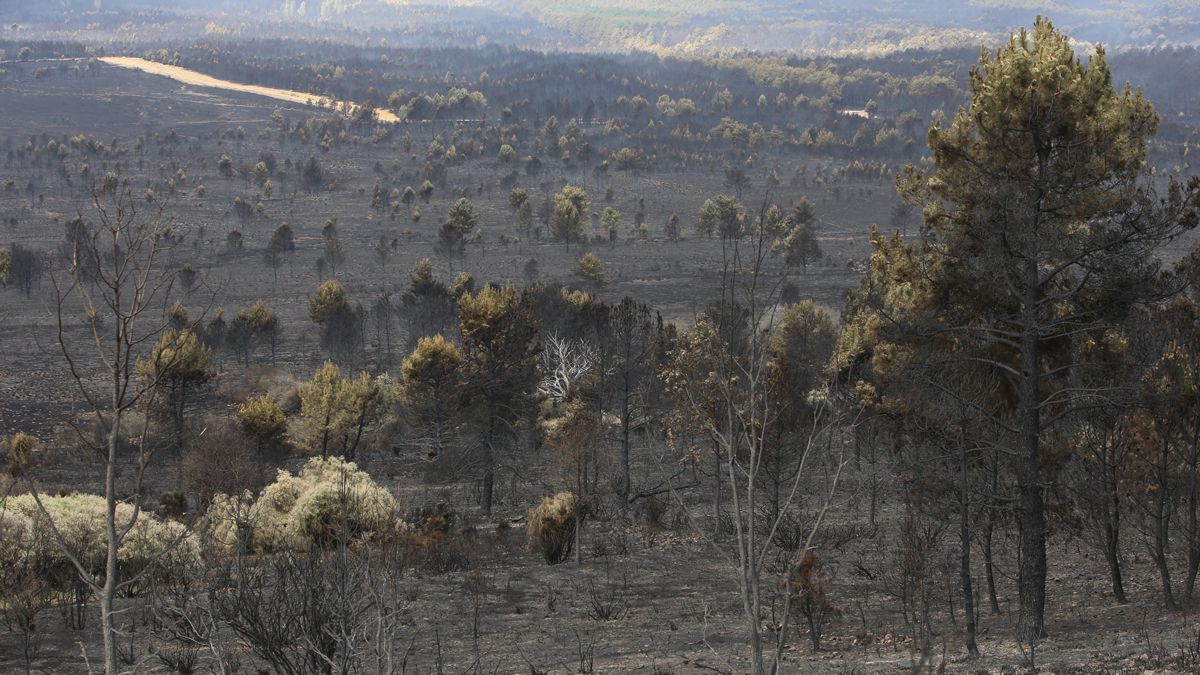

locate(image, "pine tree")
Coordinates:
552 185 589 250
842 17 1200 642
458 285 541 513
138 329 213 450
401 335 464 462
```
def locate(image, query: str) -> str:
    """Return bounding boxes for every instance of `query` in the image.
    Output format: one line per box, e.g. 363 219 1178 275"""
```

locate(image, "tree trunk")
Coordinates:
983 518 999 614
1185 432 1200 601
1154 439 1178 610
574 509 583 565
1102 517 1127 603
1102 451 1127 603
959 422 979 659
174 384 186 451
712 442 721 534
771 447 782 528
102 363 121 674
620 402 632 501
985 446 1000 614
320 408 332 459
482 408 496 514
745 562 765 675
1017 291 1047 641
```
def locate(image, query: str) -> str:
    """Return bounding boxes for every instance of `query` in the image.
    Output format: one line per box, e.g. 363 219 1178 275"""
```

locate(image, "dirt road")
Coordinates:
98 56 401 123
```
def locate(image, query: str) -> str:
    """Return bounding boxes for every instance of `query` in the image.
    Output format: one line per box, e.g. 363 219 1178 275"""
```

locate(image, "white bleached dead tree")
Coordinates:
538 332 599 404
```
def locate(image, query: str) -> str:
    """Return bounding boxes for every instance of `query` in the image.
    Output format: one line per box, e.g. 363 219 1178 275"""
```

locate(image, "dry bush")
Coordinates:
411 504 462 535
527 491 580 564
638 495 666 532
0 552 51 671
209 544 410 674
203 491 255 555
586 559 630 621
788 548 839 651
180 420 263 504
158 490 189 519
399 531 475 575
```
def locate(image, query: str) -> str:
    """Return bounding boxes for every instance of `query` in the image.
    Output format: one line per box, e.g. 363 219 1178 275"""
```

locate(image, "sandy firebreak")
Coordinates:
98 56 401 123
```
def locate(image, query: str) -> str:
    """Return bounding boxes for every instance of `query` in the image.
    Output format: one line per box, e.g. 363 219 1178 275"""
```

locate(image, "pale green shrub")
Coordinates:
205 490 255 553
220 456 402 553
0 493 200 592
0 508 34 572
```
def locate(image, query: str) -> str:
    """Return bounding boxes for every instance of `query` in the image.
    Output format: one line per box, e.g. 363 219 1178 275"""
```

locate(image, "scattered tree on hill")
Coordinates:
237 393 287 460
664 212 680 242
697 195 745 240
458 284 542 513
309 280 362 364
789 196 816 228
545 399 602 564
6 244 44 297
552 184 590 251
607 297 659 499
437 197 477 268
321 220 345 279
575 252 606 287
665 199 849 675
296 361 393 461
265 222 296 282
401 258 457 345
301 155 324 193
138 328 213 450
401 334 464 462
225 230 244 255
778 222 821 273
243 299 281 365
601 207 621 244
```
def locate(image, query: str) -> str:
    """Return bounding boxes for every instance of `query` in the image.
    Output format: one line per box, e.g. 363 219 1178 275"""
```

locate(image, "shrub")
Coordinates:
526 491 580 564
215 456 403 553
413 505 459 535
181 421 262 504
205 491 255 553
0 493 200 593
575 252 606 286
788 548 839 651
639 495 666 532
400 531 474 575
158 491 188 519
7 431 33 477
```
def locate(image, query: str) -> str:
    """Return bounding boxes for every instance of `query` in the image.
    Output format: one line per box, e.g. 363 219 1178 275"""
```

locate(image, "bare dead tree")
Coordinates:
28 175 201 674
665 198 855 674
539 332 600 404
